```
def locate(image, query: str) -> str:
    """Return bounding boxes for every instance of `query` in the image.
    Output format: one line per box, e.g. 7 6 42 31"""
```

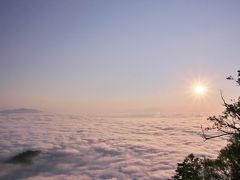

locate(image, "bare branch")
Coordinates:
220 90 227 106
201 125 230 141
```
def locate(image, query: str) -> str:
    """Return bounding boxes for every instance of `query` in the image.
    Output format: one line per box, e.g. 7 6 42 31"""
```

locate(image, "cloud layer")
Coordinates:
0 112 227 179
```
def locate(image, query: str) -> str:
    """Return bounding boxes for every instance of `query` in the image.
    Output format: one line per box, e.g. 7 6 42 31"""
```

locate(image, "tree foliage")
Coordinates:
173 154 202 180
173 70 240 180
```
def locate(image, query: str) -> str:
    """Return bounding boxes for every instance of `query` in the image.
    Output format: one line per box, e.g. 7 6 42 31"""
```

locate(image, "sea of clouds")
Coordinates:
0 111 227 179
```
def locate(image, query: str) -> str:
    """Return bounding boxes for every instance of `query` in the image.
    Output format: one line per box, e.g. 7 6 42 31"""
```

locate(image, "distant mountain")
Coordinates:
0 108 41 114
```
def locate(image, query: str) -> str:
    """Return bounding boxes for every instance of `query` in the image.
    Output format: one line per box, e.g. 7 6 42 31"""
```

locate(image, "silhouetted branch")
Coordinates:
220 90 227 106
201 125 231 141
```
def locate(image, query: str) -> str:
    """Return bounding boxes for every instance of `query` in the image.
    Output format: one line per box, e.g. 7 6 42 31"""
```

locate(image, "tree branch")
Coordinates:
201 125 231 141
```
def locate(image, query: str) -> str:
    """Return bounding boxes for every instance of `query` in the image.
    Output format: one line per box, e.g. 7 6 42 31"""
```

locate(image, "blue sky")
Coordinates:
0 0 239 113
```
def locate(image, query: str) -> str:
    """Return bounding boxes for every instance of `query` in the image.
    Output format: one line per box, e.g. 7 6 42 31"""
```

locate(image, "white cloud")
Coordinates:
0 112 227 179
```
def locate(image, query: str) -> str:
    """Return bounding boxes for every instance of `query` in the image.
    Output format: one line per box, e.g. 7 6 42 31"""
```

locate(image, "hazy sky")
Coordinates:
0 0 239 113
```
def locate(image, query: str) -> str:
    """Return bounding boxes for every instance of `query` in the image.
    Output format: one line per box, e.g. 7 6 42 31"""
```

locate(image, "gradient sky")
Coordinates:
0 0 239 114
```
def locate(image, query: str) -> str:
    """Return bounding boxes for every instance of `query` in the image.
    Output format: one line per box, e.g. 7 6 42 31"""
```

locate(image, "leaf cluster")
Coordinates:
173 134 240 179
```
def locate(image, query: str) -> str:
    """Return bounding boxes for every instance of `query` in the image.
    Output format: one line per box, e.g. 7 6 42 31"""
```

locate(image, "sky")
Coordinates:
0 0 239 114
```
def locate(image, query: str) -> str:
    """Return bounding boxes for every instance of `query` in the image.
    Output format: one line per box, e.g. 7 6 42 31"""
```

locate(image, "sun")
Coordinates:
183 72 213 102
194 84 207 95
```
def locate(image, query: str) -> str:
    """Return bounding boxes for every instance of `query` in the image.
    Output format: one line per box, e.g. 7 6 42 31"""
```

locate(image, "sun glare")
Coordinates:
194 84 207 95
